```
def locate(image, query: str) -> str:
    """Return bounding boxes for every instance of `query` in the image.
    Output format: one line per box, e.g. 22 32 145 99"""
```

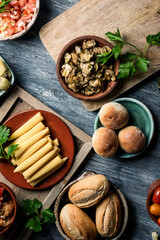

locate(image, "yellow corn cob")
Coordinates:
11 159 17 166
14 142 53 173
14 127 49 159
23 147 59 179
53 138 59 146
5 122 45 153
28 157 68 186
27 156 67 183
15 137 49 166
9 112 44 141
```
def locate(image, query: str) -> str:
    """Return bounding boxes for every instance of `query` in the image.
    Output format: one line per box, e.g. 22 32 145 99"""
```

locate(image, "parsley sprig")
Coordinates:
22 198 55 232
0 0 12 13
97 28 160 79
0 125 18 163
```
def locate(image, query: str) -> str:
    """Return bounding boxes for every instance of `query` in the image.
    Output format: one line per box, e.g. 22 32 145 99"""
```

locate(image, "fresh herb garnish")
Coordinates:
97 28 160 79
0 0 12 13
22 198 55 232
0 125 18 162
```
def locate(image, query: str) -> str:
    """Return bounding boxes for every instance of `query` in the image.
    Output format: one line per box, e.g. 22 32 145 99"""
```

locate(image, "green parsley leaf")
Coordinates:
42 209 55 223
121 52 137 61
0 125 10 145
146 32 160 45
25 215 42 232
0 0 12 13
97 51 113 64
118 62 136 79
22 199 42 215
7 144 18 157
105 28 123 43
112 42 123 59
135 57 150 72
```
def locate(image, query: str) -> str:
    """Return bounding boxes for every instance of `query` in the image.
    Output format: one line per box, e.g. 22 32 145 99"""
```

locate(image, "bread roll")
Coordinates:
68 174 110 208
60 204 97 240
99 102 129 129
92 127 118 157
118 126 146 153
95 190 121 238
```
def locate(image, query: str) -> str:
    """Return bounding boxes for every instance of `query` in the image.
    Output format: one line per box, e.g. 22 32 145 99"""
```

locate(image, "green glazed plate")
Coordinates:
0 56 15 98
94 98 154 158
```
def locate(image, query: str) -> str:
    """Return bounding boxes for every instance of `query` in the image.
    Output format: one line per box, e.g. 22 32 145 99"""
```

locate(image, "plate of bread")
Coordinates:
54 172 128 240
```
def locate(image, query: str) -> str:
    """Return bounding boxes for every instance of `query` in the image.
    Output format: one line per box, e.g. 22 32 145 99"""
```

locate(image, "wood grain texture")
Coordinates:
0 86 92 240
40 0 160 111
0 0 160 240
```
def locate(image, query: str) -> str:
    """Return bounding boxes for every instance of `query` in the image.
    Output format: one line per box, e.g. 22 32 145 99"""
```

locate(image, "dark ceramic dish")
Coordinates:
0 182 17 238
56 35 120 101
146 179 160 225
54 172 128 240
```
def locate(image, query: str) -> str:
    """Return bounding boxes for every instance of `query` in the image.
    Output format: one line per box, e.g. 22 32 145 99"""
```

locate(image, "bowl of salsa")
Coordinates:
0 182 17 237
0 0 40 40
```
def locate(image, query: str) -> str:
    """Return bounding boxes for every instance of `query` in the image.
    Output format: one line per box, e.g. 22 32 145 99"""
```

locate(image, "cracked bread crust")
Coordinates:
68 174 110 208
60 204 97 240
95 190 121 238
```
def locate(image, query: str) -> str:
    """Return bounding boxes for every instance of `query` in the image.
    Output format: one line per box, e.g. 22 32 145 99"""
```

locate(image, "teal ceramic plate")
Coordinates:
0 56 15 98
94 98 154 158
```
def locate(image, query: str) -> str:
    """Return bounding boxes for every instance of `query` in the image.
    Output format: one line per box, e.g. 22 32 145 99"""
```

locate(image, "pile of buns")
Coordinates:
60 174 122 240
92 102 146 157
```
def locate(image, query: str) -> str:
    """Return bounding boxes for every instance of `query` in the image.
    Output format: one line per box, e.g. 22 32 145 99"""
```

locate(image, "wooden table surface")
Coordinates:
0 0 160 240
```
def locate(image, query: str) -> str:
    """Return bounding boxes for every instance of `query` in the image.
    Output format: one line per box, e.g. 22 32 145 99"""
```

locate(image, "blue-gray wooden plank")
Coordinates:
0 0 160 239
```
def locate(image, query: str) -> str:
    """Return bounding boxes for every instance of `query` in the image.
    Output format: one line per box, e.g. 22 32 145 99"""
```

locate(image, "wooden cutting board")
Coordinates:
39 0 160 111
0 86 92 240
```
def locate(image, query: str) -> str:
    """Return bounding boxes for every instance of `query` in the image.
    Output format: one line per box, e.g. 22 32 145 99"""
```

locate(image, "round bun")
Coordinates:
99 102 129 129
60 204 97 240
118 126 146 153
92 127 119 157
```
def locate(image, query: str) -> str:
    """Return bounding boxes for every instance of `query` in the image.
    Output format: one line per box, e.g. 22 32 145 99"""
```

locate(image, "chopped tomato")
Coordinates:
10 0 19 6
28 0 36 4
25 3 35 13
6 26 15 36
21 14 32 21
19 0 27 8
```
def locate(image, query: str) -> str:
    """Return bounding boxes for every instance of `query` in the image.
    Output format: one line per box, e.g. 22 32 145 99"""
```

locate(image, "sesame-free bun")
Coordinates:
118 126 146 153
60 204 97 240
99 102 129 129
92 127 119 157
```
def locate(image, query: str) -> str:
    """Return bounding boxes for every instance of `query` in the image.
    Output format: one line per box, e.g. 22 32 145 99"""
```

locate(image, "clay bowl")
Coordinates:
0 0 40 41
54 172 128 240
146 179 160 225
0 182 17 238
56 35 120 101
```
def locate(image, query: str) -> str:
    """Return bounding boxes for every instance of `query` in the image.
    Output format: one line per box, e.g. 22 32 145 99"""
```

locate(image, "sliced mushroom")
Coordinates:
71 53 79 66
61 64 72 77
79 51 93 62
80 62 93 76
75 46 81 55
82 39 96 49
64 53 71 63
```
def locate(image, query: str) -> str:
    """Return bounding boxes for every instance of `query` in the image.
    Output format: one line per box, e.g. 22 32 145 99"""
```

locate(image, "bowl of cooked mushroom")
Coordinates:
56 35 120 101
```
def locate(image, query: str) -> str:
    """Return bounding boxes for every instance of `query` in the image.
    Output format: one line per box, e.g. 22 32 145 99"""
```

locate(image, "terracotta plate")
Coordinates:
0 110 75 190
